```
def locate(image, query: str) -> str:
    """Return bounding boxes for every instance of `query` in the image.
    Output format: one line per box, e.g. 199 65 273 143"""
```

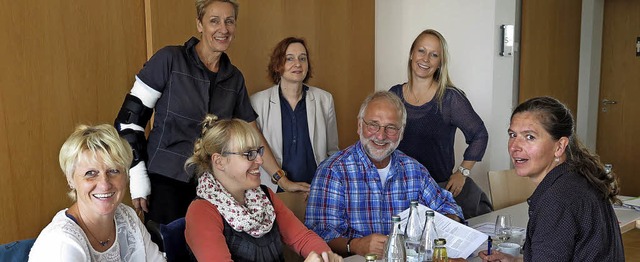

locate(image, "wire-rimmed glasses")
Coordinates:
361 119 401 136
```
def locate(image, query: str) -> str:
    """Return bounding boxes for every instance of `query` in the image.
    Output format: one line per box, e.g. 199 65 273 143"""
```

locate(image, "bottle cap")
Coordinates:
410 200 419 206
434 238 447 245
392 215 401 222
365 254 378 261
426 210 435 216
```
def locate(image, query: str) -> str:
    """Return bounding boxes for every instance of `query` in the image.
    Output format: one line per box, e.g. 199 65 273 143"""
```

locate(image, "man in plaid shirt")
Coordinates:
305 91 463 258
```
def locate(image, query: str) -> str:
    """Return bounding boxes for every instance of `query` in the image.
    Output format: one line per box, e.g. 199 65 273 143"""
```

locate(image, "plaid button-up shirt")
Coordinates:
305 141 463 241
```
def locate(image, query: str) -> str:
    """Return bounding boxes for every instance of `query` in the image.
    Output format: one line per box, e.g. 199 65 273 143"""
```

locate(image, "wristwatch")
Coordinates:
271 169 287 184
346 237 354 255
458 166 471 177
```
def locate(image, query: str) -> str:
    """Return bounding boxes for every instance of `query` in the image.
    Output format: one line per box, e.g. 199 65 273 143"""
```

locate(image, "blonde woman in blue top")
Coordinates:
389 29 491 218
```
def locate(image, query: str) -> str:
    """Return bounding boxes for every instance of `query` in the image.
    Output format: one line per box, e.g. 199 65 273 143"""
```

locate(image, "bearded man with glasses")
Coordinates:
304 91 463 258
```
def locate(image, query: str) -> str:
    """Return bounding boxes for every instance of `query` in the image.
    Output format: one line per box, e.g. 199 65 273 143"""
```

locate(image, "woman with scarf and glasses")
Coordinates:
184 115 341 262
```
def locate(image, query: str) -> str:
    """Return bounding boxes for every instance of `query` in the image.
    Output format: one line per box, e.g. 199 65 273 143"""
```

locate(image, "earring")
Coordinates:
554 157 560 162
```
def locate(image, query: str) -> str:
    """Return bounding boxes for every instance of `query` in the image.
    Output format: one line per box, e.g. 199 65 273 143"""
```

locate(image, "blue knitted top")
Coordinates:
389 84 488 182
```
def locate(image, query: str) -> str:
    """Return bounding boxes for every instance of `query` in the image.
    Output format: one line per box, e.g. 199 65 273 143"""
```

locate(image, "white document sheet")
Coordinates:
622 197 640 211
398 204 488 259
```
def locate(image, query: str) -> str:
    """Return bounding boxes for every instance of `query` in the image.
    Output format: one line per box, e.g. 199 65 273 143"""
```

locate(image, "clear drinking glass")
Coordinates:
494 214 512 244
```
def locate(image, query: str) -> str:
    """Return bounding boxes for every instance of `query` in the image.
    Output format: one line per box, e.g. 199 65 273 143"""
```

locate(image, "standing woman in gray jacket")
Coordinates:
251 37 339 192
113 0 308 225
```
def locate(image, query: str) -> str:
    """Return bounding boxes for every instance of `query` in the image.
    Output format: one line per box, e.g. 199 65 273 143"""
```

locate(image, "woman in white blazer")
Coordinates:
251 37 339 192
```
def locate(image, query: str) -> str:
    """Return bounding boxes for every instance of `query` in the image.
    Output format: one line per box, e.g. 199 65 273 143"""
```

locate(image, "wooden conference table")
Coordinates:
344 197 640 261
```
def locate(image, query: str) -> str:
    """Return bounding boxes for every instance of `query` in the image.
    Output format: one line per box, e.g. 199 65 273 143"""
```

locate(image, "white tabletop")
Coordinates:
467 196 640 233
467 202 529 228
344 197 640 261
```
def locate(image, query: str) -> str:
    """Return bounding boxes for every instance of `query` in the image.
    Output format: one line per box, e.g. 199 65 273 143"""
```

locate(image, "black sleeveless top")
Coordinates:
222 185 284 262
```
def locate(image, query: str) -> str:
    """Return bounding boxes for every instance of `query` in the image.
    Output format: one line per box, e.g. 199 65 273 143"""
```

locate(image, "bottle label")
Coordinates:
405 240 421 262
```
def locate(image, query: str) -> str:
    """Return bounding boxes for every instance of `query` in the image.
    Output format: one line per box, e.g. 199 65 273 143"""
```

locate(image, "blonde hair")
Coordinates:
195 0 239 21
185 115 261 176
407 29 459 109
59 124 133 200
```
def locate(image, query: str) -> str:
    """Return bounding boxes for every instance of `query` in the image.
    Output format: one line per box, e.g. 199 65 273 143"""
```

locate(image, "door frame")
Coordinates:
576 0 604 152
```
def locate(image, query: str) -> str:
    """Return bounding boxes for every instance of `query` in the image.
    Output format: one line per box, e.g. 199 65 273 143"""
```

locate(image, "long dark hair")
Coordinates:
511 97 620 203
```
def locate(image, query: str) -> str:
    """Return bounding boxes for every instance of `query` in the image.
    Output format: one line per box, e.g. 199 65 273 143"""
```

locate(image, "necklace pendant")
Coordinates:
98 240 110 247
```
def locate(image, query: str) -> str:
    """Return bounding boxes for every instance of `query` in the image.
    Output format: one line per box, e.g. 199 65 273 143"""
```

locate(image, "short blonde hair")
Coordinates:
185 115 261 176
59 124 133 200
195 0 239 21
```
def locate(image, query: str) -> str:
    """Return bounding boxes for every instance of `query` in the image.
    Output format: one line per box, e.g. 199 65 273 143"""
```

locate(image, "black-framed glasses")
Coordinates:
362 119 401 136
223 146 265 161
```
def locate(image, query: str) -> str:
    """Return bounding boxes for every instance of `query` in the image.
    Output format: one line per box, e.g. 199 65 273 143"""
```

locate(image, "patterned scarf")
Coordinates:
196 172 275 238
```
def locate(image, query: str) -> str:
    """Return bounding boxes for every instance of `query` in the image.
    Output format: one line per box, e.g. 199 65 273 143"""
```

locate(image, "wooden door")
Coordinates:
519 0 582 112
598 0 640 196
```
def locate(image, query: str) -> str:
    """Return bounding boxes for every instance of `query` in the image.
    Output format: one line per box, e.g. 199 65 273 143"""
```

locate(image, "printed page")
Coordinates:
622 197 640 208
398 204 488 259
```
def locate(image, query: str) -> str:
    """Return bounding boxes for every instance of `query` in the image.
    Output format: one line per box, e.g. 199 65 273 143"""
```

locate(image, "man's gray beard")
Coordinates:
360 134 397 163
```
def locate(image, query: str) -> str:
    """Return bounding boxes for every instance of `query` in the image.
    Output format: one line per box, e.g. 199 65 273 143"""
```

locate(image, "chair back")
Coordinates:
0 238 36 262
276 192 308 223
488 169 537 209
147 218 192 262
276 191 308 262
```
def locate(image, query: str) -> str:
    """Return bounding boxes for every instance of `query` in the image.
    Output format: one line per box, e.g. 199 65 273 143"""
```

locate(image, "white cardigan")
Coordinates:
251 84 339 191
29 204 165 262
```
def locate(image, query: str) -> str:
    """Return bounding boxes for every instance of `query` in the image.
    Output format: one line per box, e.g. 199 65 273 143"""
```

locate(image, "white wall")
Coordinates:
375 0 518 197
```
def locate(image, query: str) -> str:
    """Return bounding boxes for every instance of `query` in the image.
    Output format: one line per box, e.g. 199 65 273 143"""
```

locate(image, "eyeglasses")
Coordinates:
361 119 401 136
223 146 265 161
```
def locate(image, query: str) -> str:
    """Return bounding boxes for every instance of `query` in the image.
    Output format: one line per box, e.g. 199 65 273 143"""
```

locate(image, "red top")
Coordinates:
185 188 330 261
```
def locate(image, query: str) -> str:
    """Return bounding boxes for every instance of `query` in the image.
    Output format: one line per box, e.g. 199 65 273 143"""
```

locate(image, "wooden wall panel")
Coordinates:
149 0 375 148
519 0 582 113
0 0 147 243
0 0 373 243
232 0 375 147
147 0 200 55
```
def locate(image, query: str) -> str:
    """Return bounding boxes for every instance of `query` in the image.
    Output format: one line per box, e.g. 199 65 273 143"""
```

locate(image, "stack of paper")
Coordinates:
622 197 640 211
398 204 487 259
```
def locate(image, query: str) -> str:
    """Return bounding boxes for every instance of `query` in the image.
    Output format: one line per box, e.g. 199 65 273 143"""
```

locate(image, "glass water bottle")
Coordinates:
420 210 438 261
405 200 422 262
383 215 406 262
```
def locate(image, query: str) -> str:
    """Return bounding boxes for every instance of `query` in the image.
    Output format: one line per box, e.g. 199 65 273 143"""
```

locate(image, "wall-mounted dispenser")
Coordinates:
500 25 514 56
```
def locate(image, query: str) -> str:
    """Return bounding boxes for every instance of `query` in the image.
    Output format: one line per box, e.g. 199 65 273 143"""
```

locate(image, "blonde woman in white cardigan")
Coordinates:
29 124 164 262
251 37 339 192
